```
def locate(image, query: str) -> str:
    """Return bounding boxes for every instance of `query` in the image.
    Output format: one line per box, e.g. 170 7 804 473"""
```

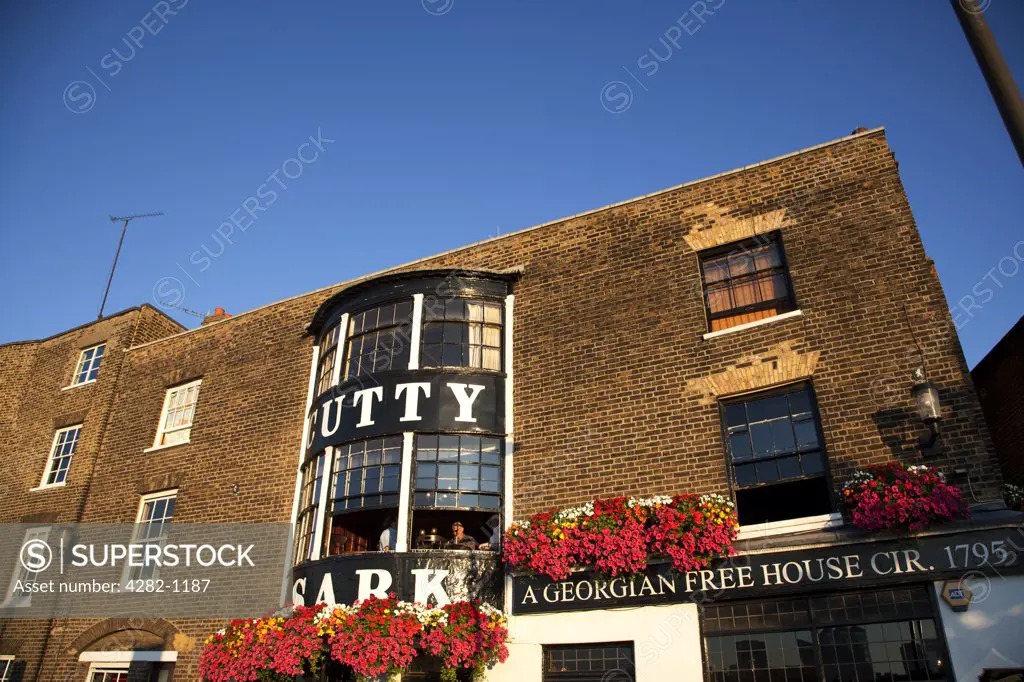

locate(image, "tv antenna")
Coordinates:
98 212 164 319
162 302 206 320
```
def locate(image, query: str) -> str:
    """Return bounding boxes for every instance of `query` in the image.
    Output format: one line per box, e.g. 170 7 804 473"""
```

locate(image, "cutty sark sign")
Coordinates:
511 526 1024 614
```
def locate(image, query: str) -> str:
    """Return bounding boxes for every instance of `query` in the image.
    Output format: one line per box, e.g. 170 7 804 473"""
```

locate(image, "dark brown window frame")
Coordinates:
698 232 797 333
718 382 835 526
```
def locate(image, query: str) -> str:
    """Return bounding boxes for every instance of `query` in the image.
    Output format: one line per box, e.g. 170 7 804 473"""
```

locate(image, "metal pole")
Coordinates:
951 0 1024 166
98 219 129 319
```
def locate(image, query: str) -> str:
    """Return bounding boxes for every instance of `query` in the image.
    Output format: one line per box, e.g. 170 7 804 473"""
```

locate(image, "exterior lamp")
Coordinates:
911 368 942 456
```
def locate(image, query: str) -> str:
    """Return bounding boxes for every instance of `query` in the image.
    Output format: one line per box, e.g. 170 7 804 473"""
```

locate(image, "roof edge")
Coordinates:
0 304 183 348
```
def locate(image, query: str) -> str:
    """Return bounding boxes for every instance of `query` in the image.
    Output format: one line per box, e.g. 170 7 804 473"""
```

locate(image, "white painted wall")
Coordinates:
483 604 703 682
934 576 1024 682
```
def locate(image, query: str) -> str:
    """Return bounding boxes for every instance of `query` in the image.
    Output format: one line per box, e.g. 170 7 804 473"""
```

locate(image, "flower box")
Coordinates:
840 462 968 533
502 493 739 581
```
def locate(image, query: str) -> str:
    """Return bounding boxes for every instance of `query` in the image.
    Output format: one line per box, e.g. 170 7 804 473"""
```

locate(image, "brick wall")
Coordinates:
0 129 1005 679
397 130 1002 516
0 306 183 681
972 316 1024 486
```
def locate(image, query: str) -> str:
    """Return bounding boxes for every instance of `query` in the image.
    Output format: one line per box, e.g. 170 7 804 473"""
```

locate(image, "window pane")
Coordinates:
730 432 753 462
772 418 796 453
777 456 802 479
750 422 774 457
748 395 789 423
794 419 819 450
735 463 756 488
726 404 747 427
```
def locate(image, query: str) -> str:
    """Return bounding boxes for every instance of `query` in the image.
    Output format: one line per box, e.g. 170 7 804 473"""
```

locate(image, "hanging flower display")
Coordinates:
198 597 509 682
841 462 968 532
421 601 510 681
502 493 738 581
198 604 327 682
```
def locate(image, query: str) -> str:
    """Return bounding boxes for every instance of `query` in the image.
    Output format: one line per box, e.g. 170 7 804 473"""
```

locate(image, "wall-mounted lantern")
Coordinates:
912 367 942 456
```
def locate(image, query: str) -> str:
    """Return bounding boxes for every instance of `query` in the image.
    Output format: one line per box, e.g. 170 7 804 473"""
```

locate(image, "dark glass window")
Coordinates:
331 437 403 512
344 301 413 380
700 234 795 332
413 434 502 510
421 299 502 371
316 323 341 396
294 452 327 565
704 589 949 682
721 385 832 526
543 642 635 681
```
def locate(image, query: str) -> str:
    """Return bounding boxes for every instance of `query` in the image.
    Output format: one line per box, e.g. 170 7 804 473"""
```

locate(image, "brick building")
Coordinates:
1 127 1022 682
972 316 1024 486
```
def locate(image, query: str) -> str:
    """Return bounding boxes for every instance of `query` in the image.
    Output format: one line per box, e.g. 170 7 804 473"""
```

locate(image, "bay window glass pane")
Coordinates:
343 301 412 380
414 434 502 509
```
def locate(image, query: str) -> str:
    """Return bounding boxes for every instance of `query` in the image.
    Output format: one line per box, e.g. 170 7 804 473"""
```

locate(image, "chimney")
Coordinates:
202 307 232 326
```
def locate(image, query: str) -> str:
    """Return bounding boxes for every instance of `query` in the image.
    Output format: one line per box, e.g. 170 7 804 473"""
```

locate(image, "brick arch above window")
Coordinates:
682 205 795 252
684 345 821 405
66 618 179 657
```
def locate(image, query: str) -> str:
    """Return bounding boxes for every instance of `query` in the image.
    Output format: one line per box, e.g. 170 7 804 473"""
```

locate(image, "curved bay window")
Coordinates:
315 323 341 397
296 270 515 567
412 434 502 551
294 452 327 564
323 436 402 556
422 299 502 371
343 300 414 380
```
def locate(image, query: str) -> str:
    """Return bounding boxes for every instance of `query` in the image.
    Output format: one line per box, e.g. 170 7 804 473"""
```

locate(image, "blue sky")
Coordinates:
1 1 1021 367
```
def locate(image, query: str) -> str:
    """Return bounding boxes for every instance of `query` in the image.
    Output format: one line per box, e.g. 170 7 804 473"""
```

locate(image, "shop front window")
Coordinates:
703 588 948 682
323 437 402 556
721 384 832 526
542 642 636 681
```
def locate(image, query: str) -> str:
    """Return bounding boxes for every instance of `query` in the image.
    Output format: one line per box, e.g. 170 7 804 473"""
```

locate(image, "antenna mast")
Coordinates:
98 212 164 319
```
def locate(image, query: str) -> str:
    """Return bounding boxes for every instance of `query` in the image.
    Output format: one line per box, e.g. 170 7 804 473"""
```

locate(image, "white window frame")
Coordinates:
86 662 129 682
123 490 177 584
147 379 202 451
3 526 51 608
34 424 82 490
70 342 106 387
0 654 14 682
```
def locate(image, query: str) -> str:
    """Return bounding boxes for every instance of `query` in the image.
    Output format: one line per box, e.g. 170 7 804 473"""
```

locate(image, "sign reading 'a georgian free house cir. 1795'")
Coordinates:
511 526 1024 614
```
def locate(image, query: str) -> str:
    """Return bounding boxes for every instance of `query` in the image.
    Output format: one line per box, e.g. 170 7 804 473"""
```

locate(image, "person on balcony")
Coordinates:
447 521 477 550
379 517 397 551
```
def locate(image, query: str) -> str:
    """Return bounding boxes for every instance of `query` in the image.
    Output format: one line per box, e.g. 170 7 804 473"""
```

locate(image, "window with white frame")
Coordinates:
72 343 106 385
125 491 176 582
0 655 14 682
40 424 81 487
87 665 129 682
4 526 50 607
153 380 201 447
